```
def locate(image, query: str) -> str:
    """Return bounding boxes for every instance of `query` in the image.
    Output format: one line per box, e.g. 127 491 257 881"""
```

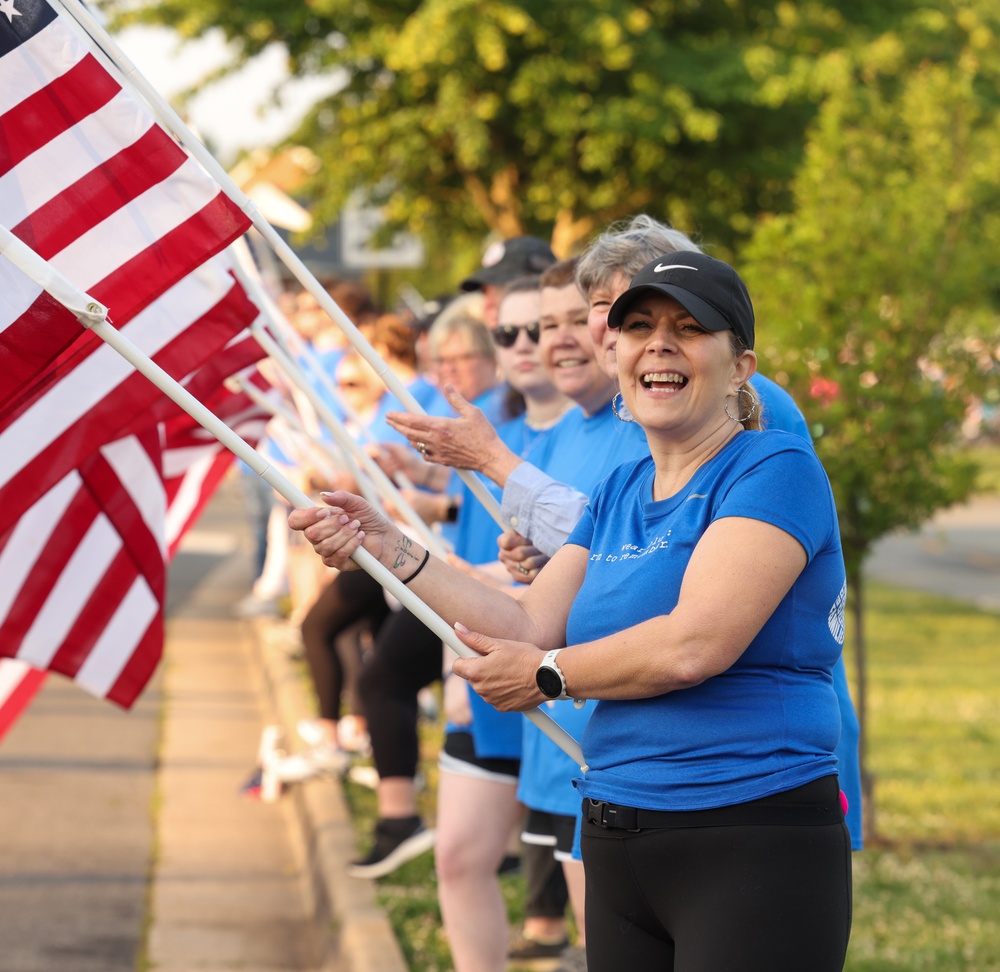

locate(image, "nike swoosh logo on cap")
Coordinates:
654 263 698 273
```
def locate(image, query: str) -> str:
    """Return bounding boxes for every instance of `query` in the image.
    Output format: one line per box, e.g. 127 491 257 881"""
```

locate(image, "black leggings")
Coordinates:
301 569 442 780
581 777 852 972
301 569 388 721
358 600 442 779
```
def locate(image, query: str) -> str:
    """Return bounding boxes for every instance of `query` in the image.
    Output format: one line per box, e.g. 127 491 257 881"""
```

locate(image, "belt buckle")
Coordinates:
604 803 641 832
586 799 608 827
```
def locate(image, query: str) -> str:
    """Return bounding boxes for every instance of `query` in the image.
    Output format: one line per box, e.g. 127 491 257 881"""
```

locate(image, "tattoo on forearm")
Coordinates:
392 538 419 570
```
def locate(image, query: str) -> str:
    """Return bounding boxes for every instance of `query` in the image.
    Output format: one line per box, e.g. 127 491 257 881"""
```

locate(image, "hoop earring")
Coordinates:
611 392 634 423
724 387 759 424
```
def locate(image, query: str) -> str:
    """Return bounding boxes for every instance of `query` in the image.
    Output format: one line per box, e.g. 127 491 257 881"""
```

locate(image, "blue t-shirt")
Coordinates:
516 398 649 816
755 374 862 848
308 346 346 423
438 384 511 548
449 414 546 760
755 373 810 440
567 430 845 811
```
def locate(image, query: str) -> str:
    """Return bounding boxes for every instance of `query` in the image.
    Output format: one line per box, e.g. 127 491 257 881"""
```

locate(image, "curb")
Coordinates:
249 618 410 972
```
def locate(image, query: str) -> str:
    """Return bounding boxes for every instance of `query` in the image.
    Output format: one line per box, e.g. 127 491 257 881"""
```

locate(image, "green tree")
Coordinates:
109 0 910 268
742 0 1000 842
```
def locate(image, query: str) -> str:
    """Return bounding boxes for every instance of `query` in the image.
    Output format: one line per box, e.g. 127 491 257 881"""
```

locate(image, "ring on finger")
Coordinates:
416 440 428 458
518 564 530 575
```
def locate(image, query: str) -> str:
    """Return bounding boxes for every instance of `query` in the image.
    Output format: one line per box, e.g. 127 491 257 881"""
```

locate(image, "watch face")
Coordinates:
536 666 563 699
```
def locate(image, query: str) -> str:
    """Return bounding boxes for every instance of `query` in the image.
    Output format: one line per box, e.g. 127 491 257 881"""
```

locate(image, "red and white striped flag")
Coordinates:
0 0 250 410
0 431 167 707
161 342 275 559
0 344 274 719
0 260 259 536
0 659 46 743
0 0 283 714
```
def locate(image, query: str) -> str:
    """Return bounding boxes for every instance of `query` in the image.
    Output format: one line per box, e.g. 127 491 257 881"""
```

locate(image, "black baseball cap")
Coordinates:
607 251 755 349
460 235 557 291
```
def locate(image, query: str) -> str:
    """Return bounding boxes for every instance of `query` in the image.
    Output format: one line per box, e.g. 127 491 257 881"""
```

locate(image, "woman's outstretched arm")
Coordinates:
289 490 585 654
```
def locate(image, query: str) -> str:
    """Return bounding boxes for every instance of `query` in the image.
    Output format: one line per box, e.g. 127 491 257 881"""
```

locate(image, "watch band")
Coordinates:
537 648 570 700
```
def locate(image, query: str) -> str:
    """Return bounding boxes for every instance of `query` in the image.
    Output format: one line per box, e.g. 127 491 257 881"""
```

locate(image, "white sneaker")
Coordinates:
347 765 380 789
270 743 349 783
297 717 370 756
233 593 281 619
338 715 371 756
296 718 326 747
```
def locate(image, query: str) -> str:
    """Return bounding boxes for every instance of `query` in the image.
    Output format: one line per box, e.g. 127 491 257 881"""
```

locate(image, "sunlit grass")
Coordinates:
965 443 1000 495
847 846 1000 971
847 584 1000 845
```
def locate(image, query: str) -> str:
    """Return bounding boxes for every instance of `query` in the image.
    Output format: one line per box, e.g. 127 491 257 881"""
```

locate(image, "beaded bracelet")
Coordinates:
402 548 430 585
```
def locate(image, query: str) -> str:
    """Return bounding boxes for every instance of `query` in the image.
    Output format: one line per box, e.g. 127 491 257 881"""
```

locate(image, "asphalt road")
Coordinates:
865 495 1000 612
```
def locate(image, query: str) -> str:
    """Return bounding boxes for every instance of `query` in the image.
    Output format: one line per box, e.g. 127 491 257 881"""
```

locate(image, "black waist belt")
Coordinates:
583 794 843 832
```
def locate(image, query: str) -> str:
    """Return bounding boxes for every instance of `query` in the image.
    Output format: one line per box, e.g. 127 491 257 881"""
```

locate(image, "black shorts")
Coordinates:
440 730 520 783
521 808 577 861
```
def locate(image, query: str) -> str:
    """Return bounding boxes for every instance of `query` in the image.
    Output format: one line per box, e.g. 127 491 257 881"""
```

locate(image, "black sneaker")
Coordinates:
508 934 570 963
347 816 436 879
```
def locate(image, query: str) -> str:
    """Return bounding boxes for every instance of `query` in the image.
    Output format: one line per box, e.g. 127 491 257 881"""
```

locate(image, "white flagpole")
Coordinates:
50 0 508 533
226 238 420 493
0 226 585 769
229 374 382 512
253 299 422 493
226 237 433 531
231 369 417 536
249 322 450 559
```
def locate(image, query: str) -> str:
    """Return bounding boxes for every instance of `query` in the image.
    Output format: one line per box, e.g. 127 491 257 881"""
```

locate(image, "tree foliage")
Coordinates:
107 0 912 258
741 0 1000 840
744 0 1000 580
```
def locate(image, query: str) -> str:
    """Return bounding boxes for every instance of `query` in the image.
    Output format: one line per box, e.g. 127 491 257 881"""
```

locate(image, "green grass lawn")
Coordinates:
842 583 1000 971
344 581 1000 971
966 443 1000 495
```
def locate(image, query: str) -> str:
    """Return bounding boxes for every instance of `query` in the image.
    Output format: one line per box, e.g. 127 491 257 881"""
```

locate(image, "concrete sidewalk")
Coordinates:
249 619 410 972
150 478 408 972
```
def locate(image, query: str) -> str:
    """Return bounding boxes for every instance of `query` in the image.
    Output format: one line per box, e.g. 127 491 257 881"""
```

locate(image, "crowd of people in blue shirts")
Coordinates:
242 215 863 972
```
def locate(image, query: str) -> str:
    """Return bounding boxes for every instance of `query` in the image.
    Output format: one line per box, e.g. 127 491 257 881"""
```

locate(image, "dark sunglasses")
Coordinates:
491 321 540 348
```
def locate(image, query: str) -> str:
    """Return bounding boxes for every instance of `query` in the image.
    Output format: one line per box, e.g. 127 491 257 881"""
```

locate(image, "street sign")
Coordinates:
340 201 424 269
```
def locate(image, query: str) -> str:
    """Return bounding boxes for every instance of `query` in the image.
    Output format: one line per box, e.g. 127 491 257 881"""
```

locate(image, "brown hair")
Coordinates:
500 273 542 300
727 332 762 431
367 313 418 369
539 258 580 290
329 279 377 325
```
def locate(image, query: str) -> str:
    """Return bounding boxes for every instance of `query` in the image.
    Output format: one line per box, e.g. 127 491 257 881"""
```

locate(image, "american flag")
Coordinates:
0 259 259 536
0 659 46 743
0 0 271 716
0 339 273 726
0 0 250 408
0 431 167 707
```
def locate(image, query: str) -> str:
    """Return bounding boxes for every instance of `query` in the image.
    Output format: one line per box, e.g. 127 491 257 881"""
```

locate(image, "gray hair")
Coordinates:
428 309 496 361
575 215 702 297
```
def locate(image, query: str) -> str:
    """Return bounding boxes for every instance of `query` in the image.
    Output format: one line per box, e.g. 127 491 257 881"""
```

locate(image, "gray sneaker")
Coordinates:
269 743 349 783
233 592 282 618
554 945 588 972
